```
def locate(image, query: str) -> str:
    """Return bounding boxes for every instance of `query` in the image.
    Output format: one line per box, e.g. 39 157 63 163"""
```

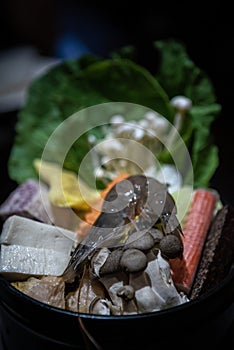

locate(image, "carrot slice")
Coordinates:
85 173 129 223
170 188 218 294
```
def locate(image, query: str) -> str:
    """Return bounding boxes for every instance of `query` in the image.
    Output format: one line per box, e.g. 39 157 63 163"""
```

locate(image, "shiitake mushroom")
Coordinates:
159 234 183 259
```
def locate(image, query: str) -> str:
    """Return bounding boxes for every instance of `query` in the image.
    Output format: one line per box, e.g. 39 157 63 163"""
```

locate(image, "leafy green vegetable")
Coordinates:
8 56 173 183
155 39 218 105
8 39 221 189
155 39 221 187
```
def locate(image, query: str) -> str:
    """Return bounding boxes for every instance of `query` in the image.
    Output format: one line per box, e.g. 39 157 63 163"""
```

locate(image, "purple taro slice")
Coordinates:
0 179 53 224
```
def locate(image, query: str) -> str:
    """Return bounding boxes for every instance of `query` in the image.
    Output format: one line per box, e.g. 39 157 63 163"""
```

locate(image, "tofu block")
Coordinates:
0 215 78 251
0 215 78 279
0 245 71 279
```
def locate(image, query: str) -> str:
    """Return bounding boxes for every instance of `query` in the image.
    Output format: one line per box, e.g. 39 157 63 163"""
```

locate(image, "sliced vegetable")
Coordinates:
170 188 218 293
69 265 106 313
34 159 100 211
0 179 53 224
12 276 66 309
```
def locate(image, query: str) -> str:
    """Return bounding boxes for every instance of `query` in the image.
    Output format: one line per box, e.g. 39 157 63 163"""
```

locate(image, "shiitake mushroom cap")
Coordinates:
159 234 183 259
120 248 148 273
124 231 155 251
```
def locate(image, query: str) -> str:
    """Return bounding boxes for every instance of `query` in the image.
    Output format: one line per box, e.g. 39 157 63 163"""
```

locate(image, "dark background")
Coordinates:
0 0 234 206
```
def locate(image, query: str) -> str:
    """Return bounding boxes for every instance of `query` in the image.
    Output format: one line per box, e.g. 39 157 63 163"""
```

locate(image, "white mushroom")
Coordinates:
167 95 192 148
171 95 192 114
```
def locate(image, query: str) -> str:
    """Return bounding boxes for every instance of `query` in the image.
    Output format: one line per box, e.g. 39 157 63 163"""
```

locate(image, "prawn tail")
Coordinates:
62 244 91 282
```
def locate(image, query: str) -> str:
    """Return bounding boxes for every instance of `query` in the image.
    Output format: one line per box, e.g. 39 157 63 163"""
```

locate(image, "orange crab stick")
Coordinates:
170 188 218 294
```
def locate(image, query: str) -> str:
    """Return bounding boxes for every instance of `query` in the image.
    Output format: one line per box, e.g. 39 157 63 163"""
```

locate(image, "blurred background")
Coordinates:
0 0 234 206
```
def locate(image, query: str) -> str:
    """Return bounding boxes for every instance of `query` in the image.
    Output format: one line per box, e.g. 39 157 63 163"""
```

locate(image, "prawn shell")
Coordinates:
62 175 182 281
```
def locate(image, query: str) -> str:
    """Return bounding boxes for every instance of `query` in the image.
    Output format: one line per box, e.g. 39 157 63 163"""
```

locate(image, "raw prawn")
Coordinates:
62 175 183 282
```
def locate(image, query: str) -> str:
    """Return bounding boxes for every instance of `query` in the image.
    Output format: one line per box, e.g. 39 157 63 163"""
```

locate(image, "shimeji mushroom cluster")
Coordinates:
88 227 188 315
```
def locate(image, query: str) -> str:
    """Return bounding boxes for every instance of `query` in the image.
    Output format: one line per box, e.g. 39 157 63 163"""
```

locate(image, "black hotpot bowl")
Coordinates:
0 112 233 350
0 265 233 350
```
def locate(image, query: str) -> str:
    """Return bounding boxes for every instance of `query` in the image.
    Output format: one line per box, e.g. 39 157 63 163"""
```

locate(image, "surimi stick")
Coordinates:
170 188 218 294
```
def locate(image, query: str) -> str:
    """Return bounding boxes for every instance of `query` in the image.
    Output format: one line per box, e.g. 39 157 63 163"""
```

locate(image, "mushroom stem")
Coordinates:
100 272 137 314
173 112 183 131
87 134 100 170
166 112 183 150
129 271 150 291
